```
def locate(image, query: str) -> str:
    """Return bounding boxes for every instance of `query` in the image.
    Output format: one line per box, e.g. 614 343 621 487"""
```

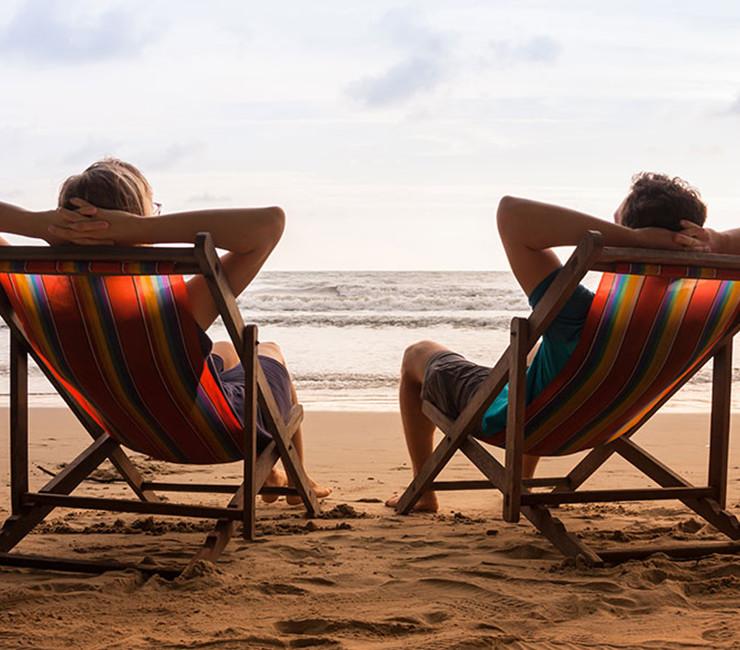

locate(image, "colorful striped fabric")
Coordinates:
0 272 246 464
481 271 740 456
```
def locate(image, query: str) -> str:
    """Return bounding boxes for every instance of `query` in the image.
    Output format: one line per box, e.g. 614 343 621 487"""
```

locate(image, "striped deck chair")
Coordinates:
0 233 319 578
396 232 740 564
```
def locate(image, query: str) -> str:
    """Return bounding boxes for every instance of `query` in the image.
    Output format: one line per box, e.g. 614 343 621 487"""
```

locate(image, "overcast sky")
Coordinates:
0 0 738 269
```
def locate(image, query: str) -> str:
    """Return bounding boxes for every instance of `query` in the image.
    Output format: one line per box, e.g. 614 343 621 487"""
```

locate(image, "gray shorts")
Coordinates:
421 351 491 421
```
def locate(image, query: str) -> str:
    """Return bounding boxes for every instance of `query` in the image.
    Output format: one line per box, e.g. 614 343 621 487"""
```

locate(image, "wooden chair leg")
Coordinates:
0 435 117 553
614 437 740 540
105 446 160 502
522 504 603 565
10 336 28 516
242 324 258 540
709 340 732 509
256 368 319 517
554 444 618 494
461 438 602 564
504 318 527 523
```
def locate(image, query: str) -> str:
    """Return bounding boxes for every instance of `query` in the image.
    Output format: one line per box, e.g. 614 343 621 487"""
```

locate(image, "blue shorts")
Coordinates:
211 353 294 453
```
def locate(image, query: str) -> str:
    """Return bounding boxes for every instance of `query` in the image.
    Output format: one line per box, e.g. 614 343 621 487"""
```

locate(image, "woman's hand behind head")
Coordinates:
47 197 146 246
41 205 113 246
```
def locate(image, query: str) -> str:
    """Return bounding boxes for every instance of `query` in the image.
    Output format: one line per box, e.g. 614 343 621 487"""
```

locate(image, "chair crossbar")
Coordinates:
520 487 714 506
596 542 740 563
22 493 246 521
138 481 298 496
432 477 570 491
140 481 242 494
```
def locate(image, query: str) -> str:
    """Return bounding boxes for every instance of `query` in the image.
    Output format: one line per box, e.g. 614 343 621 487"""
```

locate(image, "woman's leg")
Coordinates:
212 340 241 370
257 342 331 504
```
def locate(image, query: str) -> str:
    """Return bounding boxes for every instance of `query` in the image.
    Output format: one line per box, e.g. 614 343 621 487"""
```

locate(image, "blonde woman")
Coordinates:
0 158 330 503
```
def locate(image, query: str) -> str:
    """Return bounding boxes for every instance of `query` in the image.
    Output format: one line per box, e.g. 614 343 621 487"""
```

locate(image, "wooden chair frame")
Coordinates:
396 232 740 564
0 233 319 578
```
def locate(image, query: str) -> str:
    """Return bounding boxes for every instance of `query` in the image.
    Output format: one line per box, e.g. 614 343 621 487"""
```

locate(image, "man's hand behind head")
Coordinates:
673 219 718 253
632 226 708 251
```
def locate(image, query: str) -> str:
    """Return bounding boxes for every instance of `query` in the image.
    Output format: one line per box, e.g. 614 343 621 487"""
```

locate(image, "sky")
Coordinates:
0 0 738 270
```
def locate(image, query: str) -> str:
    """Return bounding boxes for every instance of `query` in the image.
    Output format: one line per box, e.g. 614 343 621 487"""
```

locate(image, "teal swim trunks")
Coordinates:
420 269 594 435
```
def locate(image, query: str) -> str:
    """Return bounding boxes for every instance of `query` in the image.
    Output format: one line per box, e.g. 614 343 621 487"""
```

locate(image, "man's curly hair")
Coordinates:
620 172 706 231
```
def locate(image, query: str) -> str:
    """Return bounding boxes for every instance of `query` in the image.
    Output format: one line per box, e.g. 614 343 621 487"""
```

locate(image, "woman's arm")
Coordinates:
0 201 52 241
181 208 285 329
0 200 110 245
50 200 284 252
49 201 286 330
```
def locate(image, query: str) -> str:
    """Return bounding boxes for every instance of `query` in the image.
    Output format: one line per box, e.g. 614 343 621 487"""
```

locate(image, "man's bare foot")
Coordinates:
261 468 288 503
385 491 439 513
286 478 332 505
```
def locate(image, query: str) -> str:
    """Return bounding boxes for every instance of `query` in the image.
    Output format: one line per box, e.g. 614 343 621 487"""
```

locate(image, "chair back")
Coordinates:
489 262 740 456
0 262 245 464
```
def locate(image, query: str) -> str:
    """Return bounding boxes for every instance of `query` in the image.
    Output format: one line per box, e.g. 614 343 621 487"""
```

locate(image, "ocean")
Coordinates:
1 271 739 411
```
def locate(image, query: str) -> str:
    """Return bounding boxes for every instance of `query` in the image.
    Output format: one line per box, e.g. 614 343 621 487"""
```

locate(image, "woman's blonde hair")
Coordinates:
58 158 152 215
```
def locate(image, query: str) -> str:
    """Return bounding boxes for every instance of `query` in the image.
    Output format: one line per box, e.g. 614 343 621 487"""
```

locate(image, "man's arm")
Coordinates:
497 196 684 295
675 220 740 255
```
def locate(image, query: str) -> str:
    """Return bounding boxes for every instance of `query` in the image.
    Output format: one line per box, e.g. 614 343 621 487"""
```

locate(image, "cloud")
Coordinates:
489 36 562 65
347 56 447 107
730 95 740 114
346 9 451 107
0 1 152 64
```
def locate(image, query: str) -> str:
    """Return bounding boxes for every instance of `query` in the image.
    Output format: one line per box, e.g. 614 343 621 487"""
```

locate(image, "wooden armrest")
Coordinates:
527 231 603 347
421 400 454 433
285 405 304 437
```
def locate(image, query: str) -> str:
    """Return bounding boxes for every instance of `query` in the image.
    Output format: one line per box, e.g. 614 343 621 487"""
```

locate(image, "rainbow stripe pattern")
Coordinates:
481 271 740 456
0 271 245 464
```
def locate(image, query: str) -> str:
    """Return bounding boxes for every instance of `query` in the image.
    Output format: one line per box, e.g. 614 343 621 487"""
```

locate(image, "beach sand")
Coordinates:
0 408 738 649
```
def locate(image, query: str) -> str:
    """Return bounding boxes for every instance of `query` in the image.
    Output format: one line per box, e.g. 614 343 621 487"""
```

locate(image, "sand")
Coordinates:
0 408 738 649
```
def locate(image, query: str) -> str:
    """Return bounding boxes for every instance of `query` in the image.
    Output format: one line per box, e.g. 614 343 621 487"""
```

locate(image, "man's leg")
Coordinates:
385 340 449 512
385 339 541 512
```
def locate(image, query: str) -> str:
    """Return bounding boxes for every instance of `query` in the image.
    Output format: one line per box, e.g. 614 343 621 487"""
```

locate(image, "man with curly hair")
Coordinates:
618 172 707 231
387 173 708 513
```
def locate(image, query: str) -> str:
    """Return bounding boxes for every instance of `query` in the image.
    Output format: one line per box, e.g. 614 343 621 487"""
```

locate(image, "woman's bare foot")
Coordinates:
286 478 332 505
385 491 439 513
261 468 288 503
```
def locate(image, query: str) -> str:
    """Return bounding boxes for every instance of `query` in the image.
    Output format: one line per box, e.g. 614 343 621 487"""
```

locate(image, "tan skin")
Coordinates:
675 220 738 254
386 196 705 513
0 194 330 504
